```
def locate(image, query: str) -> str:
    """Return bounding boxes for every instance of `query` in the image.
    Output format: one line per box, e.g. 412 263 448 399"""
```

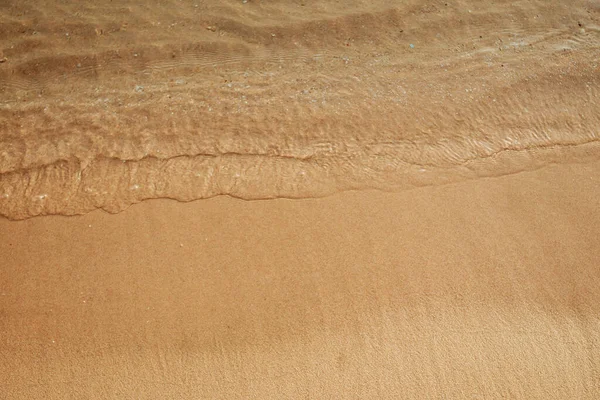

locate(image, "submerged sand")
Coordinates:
1 0 600 398
1 0 599 218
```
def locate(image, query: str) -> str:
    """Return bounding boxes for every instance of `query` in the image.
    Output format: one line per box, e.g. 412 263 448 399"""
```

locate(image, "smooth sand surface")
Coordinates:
2 160 599 398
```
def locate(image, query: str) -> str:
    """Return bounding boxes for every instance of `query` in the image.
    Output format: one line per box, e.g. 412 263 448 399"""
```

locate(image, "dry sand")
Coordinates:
1 0 600 398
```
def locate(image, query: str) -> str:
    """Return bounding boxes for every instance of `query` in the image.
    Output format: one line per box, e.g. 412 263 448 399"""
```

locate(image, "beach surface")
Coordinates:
1 0 600 398
2 160 600 398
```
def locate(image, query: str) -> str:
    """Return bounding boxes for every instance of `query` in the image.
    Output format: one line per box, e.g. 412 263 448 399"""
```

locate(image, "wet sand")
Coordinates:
1 0 600 398
2 160 600 398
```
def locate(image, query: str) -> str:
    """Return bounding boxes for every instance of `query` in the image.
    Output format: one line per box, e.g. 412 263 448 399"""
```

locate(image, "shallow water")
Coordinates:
1 0 599 219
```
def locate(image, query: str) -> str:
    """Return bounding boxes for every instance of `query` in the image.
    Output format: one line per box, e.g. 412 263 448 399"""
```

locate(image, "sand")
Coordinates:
1 0 599 218
1 0 600 398
2 160 600 398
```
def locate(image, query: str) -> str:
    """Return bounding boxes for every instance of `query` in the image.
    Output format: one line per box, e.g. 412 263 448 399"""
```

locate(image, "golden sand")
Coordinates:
1 0 599 398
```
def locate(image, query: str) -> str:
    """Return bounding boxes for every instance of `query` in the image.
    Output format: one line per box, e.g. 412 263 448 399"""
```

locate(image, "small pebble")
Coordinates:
409 43 415 49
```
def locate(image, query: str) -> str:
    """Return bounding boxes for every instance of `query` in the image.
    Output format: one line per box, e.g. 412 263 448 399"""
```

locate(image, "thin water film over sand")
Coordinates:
1 0 599 219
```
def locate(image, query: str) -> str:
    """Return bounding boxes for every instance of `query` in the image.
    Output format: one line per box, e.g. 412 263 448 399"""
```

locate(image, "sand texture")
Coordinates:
1 0 599 218
2 160 600 398
1 0 600 398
